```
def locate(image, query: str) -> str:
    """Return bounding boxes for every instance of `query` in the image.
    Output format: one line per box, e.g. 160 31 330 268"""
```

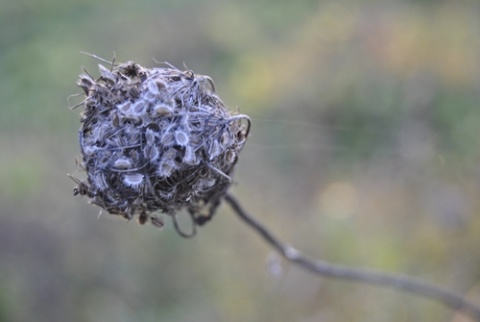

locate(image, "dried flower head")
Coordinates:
70 57 250 235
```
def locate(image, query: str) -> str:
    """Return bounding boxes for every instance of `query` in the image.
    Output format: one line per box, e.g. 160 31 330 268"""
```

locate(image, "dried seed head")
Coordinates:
146 79 168 96
92 172 108 191
114 157 132 169
144 145 159 161
123 173 144 189
132 101 146 114
117 101 131 113
175 130 189 146
156 161 175 178
225 150 237 164
197 178 216 191
152 103 173 117
71 58 250 229
145 128 158 145
183 145 197 165
77 74 95 94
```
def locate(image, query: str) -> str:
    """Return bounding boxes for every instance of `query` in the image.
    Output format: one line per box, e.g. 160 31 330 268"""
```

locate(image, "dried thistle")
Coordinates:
70 57 250 235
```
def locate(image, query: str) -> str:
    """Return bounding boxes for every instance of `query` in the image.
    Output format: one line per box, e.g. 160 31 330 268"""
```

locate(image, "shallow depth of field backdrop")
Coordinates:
2 0 480 321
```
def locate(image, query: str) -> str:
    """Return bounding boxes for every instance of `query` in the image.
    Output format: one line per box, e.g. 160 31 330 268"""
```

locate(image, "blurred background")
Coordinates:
2 0 480 321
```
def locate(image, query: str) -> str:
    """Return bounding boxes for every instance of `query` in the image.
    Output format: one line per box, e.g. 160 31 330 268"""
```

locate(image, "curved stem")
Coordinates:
224 193 480 321
171 213 196 238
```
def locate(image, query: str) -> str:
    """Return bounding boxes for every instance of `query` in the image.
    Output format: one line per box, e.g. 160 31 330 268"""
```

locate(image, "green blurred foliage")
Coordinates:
2 0 480 321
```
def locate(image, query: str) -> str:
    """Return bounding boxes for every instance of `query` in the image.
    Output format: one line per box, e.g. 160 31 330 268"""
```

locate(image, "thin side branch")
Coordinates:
224 193 480 321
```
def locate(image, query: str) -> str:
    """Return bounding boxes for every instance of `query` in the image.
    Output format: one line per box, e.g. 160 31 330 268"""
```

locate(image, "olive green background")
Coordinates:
2 0 480 321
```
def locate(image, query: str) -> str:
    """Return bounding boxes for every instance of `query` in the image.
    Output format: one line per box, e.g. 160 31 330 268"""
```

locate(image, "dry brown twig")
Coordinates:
70 54 480 321
224 193 480 321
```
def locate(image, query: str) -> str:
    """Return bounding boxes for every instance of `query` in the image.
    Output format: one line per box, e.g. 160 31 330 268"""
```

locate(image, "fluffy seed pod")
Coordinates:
114 157 132 169
175 130 189 146
70 59 250 231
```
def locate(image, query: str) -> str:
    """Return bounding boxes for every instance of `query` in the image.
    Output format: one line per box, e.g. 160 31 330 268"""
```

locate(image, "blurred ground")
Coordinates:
2 0 480 321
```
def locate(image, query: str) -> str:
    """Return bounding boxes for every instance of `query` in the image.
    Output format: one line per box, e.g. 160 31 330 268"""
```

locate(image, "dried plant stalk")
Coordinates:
71 59 250 231
224 193 480 321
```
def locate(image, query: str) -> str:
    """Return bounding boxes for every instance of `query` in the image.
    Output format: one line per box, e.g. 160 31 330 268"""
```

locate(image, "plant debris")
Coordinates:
70 58 250 235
